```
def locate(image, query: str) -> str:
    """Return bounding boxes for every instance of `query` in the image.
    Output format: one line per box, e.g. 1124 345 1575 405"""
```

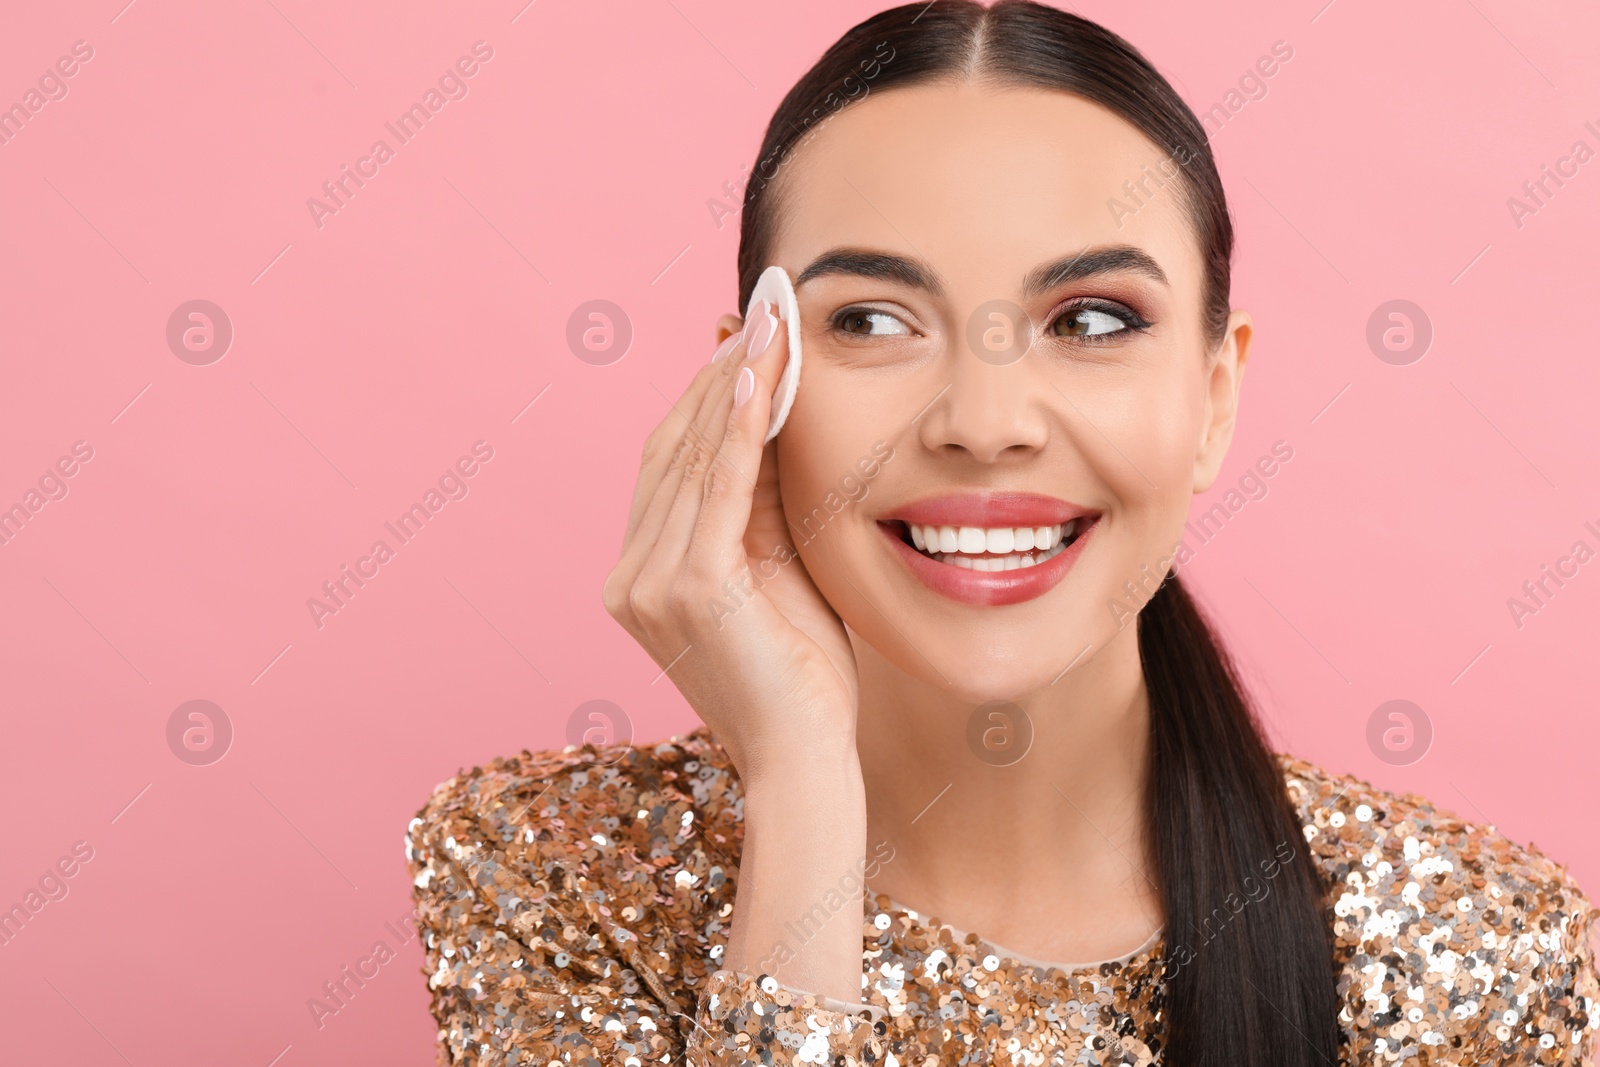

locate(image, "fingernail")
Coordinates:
745 305 778 360
733 366 756 408
711 331 742 363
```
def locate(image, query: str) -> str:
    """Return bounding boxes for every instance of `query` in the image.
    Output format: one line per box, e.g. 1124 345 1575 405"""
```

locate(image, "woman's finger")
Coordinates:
644 304 787 597
621 329 745 547
610 321 760 636
690 334 790 579
607 329 747 630
621 327 751 579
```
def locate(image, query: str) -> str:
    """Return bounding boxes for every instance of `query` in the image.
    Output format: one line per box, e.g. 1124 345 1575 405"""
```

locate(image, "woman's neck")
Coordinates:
851 624 1163 965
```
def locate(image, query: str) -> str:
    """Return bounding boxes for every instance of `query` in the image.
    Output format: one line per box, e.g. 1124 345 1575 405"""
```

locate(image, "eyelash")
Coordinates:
829 306 911 338
827 300 1153 343
1044 299 1153 343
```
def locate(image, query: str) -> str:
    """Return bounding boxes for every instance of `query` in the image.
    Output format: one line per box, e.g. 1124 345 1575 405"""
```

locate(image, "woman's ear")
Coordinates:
1192 309 1253 494
716 312 744 345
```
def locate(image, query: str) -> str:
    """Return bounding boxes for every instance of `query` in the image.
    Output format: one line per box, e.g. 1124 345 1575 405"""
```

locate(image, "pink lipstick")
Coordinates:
878 492 1099 606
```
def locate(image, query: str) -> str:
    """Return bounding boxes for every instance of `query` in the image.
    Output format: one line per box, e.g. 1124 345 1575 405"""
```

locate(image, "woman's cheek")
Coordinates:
777 388 880 524
1045 377 1174 506
784 371 901 477
1085 371 1202 491
775 447 835 532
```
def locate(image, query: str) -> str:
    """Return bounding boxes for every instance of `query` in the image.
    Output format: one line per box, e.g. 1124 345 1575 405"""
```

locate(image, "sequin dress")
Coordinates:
405 727 1598 1065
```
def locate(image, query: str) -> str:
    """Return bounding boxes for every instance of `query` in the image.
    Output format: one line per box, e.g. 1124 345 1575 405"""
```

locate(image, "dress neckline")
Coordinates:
880 895 1163 972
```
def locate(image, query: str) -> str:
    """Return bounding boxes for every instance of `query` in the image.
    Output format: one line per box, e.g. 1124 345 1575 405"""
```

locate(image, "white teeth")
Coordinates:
909 522 1072 556
904 514 1092 572
912 533 1074 570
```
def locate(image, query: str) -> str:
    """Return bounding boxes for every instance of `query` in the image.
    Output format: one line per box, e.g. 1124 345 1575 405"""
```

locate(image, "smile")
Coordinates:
877 493 1099 606
902 519 1083 570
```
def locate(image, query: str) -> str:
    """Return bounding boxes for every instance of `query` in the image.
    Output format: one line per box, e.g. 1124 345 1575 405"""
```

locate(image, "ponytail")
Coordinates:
1140 576 1340 1065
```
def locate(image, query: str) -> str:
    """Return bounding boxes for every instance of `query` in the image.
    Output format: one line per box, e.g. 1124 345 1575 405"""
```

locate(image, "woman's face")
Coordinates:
752 79 1250 703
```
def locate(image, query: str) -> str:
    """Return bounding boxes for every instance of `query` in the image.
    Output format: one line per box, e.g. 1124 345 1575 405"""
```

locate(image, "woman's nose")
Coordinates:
917 328 1050 464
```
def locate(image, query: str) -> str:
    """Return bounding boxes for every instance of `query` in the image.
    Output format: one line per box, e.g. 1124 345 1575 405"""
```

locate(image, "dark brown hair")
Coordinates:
734 3 1340 1063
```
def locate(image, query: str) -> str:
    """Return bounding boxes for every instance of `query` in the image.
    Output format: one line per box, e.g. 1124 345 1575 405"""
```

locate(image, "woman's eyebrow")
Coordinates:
794 248 944 293
793 244 1168 298
1022 246 1169 296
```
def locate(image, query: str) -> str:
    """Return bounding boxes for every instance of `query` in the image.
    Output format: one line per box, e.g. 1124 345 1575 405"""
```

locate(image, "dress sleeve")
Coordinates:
406 757 889 1066
1534 888 1600 1064
407 775 688 1065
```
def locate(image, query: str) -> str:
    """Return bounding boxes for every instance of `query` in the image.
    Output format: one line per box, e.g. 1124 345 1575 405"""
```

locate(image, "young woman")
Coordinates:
405 3 1598 1063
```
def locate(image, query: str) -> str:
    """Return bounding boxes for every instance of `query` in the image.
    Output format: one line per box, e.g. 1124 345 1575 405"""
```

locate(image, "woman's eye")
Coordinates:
1051 307 1130 338
833 308 911 337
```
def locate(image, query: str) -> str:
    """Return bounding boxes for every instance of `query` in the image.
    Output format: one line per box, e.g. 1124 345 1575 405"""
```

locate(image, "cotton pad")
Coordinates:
746 264 802 443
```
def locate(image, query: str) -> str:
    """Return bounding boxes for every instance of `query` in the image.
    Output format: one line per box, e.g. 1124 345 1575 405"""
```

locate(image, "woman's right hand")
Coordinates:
601 300 860 790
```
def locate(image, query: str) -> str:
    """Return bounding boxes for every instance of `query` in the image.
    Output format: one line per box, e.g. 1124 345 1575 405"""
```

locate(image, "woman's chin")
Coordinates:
903 646 1095 707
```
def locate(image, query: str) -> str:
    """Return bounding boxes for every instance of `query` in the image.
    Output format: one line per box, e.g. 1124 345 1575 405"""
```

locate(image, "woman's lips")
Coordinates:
878 515 1097 606
889 491 1092 528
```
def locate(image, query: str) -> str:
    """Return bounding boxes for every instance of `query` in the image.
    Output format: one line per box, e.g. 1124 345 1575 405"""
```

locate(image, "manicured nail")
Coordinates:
711 331 742 363
745 305 778 360
733 366 756 408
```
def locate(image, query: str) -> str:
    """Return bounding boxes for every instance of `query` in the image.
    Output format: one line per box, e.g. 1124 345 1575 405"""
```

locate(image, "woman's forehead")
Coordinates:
768 80 1201 293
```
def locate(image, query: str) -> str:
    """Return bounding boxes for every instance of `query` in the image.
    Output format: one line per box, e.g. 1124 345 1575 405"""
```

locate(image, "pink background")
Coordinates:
2 0 1596 1062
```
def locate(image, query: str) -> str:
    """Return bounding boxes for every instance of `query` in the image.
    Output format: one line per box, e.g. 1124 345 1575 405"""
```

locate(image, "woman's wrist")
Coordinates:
723 750 869 1004
733 719 862 802
740 747 863 812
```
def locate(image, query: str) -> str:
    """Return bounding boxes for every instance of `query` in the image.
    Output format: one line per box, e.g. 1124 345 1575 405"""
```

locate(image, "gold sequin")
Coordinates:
405 727 1598 1064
